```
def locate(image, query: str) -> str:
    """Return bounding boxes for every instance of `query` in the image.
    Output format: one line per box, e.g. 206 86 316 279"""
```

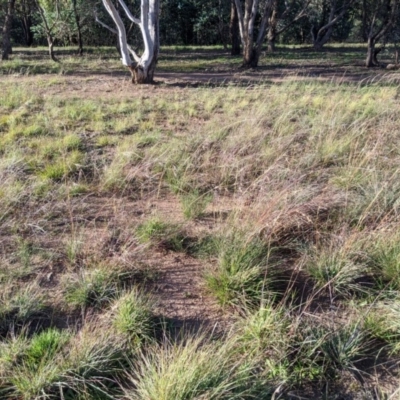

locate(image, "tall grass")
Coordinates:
2 71 400 398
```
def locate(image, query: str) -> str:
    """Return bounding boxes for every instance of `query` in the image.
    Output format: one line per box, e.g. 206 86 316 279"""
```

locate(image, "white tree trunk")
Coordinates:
233 0 273 68
101 0 160 84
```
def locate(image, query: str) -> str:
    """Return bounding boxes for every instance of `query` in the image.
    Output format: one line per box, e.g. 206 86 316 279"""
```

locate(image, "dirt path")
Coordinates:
3 66 400 102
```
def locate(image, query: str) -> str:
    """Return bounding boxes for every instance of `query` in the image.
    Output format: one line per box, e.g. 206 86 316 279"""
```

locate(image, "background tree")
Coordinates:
362 0 400 67
267 0 310 52
32 0 76 61
230 0 240 55
1 0 16 60
309 0 355 50
16 0 35 47
233 0 274 68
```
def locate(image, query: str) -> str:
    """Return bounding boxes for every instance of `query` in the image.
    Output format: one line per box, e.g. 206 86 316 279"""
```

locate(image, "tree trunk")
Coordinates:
129 55 157 83
101 0 160 84
230 0 240 55
21 16 34 46
267 0 277 52
366 37 381 67
242 45 259 68
72 0 84 56
361 0 368 42
313 26 333 50
2 0 16 61
47 35 57 62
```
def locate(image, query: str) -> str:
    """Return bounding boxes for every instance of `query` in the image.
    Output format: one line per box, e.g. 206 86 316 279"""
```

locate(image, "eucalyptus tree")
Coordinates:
99 0 159 84
1 0 16 60
233 0 274 67
309 0 356 50
16 0 34 46
267 0 309 52
230 0 240 55
361 0 400 67
33 0 76 61
233 0 310 67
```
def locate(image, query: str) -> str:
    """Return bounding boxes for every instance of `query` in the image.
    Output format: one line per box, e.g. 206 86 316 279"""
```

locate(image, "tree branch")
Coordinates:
117 0 141 25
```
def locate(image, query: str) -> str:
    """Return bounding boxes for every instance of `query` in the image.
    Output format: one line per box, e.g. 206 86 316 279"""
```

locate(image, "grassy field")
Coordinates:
1 45 400 399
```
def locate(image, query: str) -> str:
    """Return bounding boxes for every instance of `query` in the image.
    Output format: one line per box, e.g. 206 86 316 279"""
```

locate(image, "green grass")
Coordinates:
122 334 270 400
112 289 155 344
62 266 128 309
2 49 400 398
179 189 213 220
205 232 277 307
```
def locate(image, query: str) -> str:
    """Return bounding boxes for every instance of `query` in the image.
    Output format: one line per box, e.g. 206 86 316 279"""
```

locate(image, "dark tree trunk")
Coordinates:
242 47 259 68
230 0 240 55
2 0 16 60
366 37 382 67
21 16 34 46
313 26 333 50
361 0 368 42
72 0 83 56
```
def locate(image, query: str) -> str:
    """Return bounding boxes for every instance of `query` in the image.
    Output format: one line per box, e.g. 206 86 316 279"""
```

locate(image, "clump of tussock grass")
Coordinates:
0 282 46 335
259 192 346 246
364 231 400 291
121 333 271 400
278 319 373 387
303 241 364 298
39 150 85 181
179 189 213 220
111 288 155 345
344 172 400 227
61 264 131 309
0 324 126 399
205 231 279 307
236 300 291 357
364 300 400 354
136 217 186 251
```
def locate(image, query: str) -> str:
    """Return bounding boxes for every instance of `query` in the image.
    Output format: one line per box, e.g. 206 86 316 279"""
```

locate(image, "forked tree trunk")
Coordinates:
34 0 58 62
311 1 354 51
312 26 333 51
364 0 399 68
102 0 160 84
234 0 273 68
2 0 16 61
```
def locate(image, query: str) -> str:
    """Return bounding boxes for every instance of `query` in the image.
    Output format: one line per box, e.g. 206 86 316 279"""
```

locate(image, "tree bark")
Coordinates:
21 15 34 46
47 35 57 62
230 0 240 55
366 37 382 67
2 0 16 61
267 0 277 52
